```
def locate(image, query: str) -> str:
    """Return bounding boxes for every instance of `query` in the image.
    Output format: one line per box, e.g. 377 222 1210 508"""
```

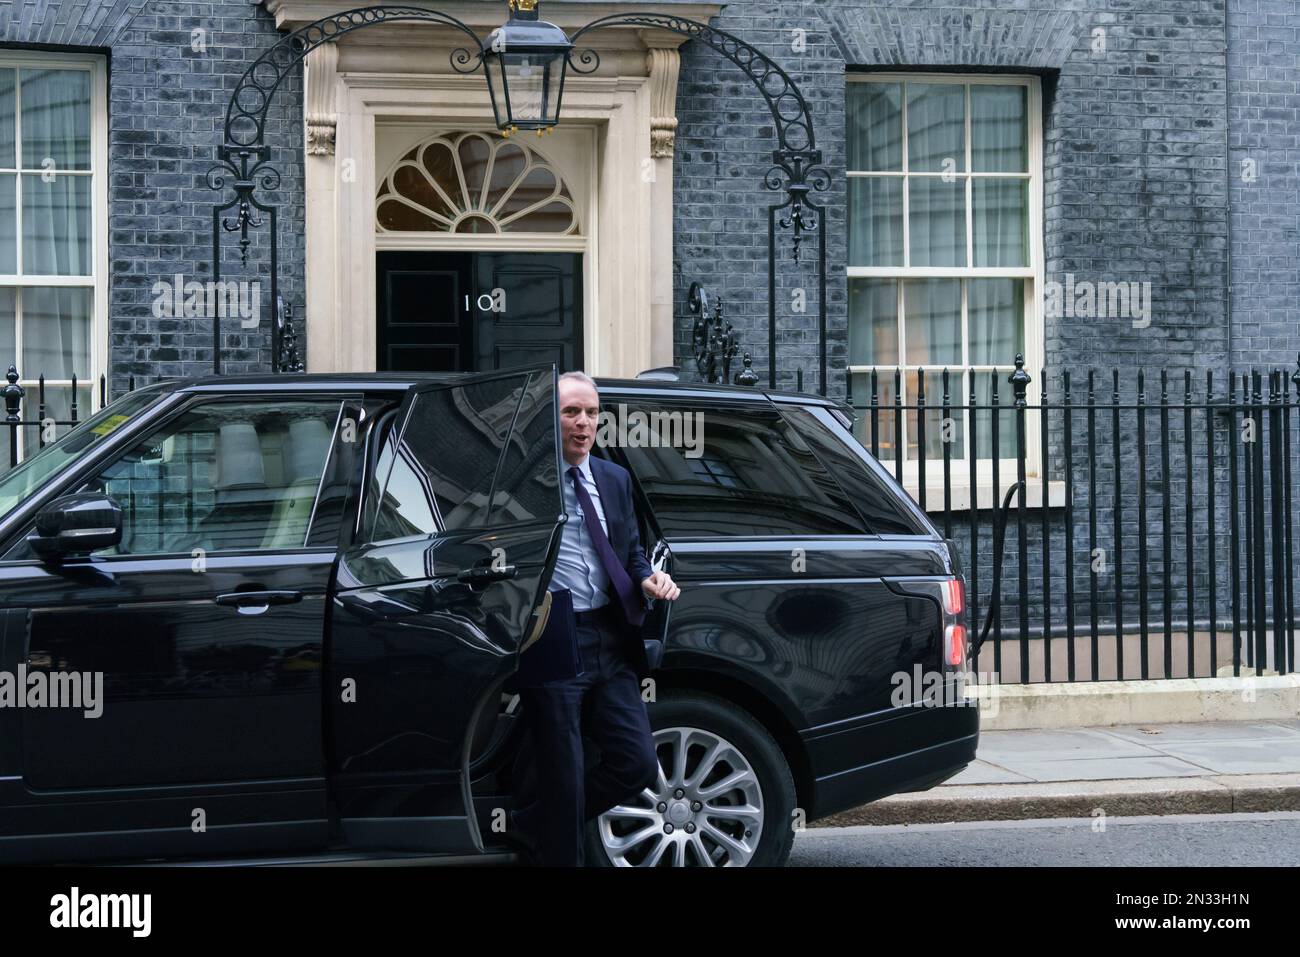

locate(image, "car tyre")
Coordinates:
584 689 797 867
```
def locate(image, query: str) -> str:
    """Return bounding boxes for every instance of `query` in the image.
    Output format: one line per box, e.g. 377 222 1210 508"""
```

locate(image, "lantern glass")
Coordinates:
499 50 564 128
485 10 571 132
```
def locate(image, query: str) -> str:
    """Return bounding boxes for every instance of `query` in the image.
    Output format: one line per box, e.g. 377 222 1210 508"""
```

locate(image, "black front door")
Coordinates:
376 251 582 373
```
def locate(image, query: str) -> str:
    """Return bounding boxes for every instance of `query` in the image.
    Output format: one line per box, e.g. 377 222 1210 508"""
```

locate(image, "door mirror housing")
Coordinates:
28 493 123 561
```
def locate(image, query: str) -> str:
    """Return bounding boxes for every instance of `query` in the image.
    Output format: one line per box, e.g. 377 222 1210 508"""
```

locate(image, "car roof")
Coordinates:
139 371 846 409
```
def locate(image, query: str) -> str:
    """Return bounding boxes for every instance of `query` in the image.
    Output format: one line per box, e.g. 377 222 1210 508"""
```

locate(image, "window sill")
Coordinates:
900 478 1066 513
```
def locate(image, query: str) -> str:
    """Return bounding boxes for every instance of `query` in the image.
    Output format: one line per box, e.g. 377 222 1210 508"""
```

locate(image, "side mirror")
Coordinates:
28 493 123 561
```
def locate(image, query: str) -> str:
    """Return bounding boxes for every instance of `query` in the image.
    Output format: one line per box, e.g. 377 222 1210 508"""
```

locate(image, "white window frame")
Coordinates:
846 73 1048 503
0 51 109 434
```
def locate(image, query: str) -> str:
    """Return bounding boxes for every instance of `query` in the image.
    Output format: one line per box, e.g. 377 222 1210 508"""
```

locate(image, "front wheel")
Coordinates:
585 690 797 867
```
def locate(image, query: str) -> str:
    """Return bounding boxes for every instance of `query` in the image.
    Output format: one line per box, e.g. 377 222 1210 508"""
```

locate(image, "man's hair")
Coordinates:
559 370 598 394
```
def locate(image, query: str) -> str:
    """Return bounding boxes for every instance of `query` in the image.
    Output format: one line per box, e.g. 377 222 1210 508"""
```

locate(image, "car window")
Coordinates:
775 404 923 536
485 370 560 525
6 399 344 559
304 399 371 549
365 370 559 542
612 400 873 537
0 388 165 525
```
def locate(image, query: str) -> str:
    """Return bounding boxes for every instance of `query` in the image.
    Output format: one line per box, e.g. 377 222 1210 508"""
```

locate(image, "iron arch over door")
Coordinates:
206 4 829 392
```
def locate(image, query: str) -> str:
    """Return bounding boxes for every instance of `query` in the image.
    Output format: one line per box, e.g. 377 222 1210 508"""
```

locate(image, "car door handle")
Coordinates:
456 565 517 589
215 590 303 614
651 539 670 573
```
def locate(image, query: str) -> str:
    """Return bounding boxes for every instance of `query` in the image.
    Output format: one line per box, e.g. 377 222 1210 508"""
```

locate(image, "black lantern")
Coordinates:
484 0 573 135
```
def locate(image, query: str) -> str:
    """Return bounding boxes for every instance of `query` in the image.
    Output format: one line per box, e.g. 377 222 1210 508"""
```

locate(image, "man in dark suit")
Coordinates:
509 370 681 866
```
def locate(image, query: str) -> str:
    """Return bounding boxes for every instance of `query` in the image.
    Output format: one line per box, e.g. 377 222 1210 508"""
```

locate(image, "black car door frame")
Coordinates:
0 390 361 864
328 366 564 855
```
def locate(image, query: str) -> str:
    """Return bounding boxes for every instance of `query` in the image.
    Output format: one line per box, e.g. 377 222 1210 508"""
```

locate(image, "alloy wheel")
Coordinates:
596 726 764 866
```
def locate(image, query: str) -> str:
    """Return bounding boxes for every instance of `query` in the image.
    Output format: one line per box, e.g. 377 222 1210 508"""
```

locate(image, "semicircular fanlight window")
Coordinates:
376 131 578 235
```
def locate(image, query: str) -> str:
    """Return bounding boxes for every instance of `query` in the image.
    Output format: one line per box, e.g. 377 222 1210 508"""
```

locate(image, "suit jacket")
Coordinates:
584 454 656 676
503 455 661 693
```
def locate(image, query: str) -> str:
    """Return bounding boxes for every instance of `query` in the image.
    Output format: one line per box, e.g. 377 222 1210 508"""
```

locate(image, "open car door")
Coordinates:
328 366 563 854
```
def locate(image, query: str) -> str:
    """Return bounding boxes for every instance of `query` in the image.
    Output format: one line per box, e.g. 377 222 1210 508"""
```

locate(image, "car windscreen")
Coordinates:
0 388 166 524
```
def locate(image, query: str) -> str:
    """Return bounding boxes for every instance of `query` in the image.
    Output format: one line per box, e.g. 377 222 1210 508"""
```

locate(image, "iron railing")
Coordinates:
847 354 1300 685
0 366 131 470
5 355 1297 686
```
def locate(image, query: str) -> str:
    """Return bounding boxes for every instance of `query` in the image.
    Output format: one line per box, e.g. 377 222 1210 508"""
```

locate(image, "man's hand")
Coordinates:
640 570 681 601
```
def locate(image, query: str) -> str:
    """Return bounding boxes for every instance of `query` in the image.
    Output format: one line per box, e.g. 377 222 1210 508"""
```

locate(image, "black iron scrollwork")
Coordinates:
570 14 830 254
208 6 828 394
570 14 829 393
206 146 278 267
690 281 750 386
276 296 305 373
208 5 489 374
225 5 488 148
766 150 831 262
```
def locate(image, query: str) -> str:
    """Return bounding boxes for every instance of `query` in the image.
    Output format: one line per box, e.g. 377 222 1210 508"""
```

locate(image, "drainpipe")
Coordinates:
1224 1 1233 367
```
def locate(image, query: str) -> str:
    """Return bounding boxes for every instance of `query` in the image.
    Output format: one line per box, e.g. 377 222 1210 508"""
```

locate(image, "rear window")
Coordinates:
773 404 922 536
611 401 873 537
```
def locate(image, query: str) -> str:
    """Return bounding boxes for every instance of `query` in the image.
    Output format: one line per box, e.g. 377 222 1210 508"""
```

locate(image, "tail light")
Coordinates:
945 622 967 668
941 577 965 617
941 577 966 667
888 574 971 672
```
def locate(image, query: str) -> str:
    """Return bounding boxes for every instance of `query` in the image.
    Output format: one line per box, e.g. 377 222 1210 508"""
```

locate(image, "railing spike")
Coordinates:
1009 353 1031 408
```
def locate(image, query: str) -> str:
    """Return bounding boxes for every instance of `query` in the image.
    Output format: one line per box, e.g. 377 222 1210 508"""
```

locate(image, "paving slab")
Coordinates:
1142 737 1300 775
945 760 1035 785
1096 721 1300 745
813 774 1300 827
1261 717 1300 733
971 727 1166 762
992 754 1215 781
812 720 1300 827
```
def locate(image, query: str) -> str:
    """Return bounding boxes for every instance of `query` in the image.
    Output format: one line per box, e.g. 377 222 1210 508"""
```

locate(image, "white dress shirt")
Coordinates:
550 454 612 612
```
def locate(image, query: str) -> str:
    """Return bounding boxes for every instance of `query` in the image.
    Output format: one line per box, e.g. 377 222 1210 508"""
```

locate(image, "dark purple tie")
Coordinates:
567 465 645 627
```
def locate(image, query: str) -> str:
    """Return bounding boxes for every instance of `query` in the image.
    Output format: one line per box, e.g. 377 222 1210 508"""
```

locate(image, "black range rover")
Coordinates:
0 367 976 867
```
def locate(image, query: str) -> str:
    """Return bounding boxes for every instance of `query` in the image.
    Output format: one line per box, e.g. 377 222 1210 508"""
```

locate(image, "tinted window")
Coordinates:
5 399 342 558
614 401 872 537
776 404 921 536
487 370 560 524
367 370 559 541
305 400 369 548
0 388 164 524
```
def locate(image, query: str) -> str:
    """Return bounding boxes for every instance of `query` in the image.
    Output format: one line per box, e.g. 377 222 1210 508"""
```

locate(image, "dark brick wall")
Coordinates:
1 0 303 395
673 0 847 395
0 1 1292 677
672 0 1242 396
669 0 1296 675
4 1 1289 397
1228 0 1300 376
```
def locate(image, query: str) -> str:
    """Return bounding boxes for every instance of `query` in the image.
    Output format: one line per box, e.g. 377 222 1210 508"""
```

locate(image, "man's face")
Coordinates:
558 378 600 464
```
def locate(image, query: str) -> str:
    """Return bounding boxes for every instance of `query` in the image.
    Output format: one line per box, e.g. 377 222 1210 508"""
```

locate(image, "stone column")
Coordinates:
642 38 681 370
303 42 339 372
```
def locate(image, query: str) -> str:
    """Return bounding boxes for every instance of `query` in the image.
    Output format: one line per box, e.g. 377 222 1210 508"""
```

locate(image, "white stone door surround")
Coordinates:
261 0 723 376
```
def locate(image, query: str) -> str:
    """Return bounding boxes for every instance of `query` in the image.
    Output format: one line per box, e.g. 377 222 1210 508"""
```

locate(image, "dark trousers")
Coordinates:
512 607 658 866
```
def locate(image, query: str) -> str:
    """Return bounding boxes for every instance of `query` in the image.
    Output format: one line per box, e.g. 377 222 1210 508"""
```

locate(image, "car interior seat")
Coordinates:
260 416 334 549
